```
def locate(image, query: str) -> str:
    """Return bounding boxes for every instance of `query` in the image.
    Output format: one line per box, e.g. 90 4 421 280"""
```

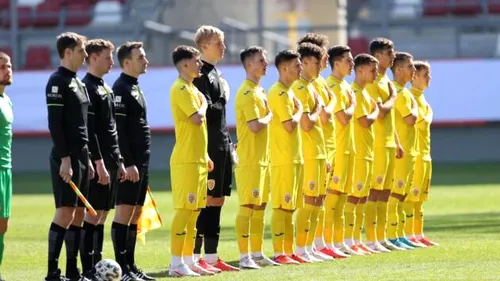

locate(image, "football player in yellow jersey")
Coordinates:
292 43 333 262
364 38 404 252
406 61 439 247
297 33 343 259
349 54 381 255
268 50 306 265
233 46 278 269
325 46 362 256
387 52 418 250
168 46 214 277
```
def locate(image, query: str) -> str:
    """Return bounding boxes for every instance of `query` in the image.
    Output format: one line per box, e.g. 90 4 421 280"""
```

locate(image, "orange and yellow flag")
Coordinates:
137 187 163 243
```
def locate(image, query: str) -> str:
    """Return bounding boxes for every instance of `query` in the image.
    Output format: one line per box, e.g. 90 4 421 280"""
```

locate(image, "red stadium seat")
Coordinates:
0 0 9 10
0 47 12 59
34 1 60 27
488 0 500 13
65 2 92 26
2 6 33 28
348 37 369 57
24 46 52 70
423 0 451 16
452 0 481 15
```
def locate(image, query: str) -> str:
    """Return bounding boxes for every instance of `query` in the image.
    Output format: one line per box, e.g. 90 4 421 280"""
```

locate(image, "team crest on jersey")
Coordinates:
207 180 216 190
252 189 260 198
279 91 285 96
412 187 420 197
356 182 363 191
332 176 340 185
309 181 316 190
188 193 196 204
397 180 405 189
180 85 186 90
284 194 292 204
376 175 383 184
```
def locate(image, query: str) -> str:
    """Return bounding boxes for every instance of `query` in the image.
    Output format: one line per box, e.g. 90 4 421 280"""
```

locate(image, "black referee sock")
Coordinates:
94 224 105 265
111 222 129 272
47 223 66 275
79 222 95 273
126 224 138 269
205 206 222 254
193 208 207 255
65 225 82 278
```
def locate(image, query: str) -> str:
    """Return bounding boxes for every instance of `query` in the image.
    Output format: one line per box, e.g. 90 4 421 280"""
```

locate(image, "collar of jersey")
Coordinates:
120 72 138 85
58 66 76 77
410 86 424 97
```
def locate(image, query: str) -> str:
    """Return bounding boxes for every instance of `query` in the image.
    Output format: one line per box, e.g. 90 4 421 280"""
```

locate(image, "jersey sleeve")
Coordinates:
240 92 261 122
174 86 201 118
365 83 383 104
113 83 133 167
395 92 413 118
270 90 294 123
86 85 103 161
354 93 370 119
293 85 310 113
333 86 347 114
46 76 69 158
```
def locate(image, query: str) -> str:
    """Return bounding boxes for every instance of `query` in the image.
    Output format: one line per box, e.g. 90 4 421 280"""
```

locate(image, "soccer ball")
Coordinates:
95 259 122 281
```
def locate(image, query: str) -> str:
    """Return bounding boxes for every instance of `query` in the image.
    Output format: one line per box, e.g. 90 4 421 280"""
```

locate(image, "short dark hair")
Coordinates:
274 50 300 68
85 39 115 63
297 33 329 49
240 46 265 65
391 51 413 73
354 53 378 70
56 32 87 59
116 41 143 68
327 45 351 68
414 60 430 72
297 42 324 62
172 45 200 66
369 37 394 55
0 52 10 62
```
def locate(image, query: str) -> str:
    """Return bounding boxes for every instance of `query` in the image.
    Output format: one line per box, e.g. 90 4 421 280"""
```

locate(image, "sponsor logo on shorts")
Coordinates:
188 193 196 204
397 180 405 189
332 176 340 184
376 175 383 184
356 182 363 191
309 181 316 190
207 180 215 190
284 193 292 204
252 189 260 198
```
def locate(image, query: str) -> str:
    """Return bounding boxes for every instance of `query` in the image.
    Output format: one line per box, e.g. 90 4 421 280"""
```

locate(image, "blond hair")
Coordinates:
194 25 224 48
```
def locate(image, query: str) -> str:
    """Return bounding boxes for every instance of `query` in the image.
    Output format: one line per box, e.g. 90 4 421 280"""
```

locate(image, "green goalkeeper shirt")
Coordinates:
0 92 13 169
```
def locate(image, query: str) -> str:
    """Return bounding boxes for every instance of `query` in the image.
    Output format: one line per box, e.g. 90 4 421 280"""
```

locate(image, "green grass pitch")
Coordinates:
4 163 500 280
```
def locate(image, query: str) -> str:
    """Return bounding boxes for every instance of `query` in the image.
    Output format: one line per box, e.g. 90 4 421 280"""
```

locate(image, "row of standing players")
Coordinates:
167 28 438 277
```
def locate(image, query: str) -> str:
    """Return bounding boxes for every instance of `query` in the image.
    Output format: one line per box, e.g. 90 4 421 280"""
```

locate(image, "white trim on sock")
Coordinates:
314 238 326 249
205 253 218 264
171 256 183 268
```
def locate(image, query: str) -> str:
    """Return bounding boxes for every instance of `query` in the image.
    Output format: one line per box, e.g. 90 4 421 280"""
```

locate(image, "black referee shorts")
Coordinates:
87 168 118 211
208 149 233 198
115 167 149 206
50 150 90 208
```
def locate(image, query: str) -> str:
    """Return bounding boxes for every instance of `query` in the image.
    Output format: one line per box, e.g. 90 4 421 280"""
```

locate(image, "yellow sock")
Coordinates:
387 197 399 240
306 206 320 247
397 203 406 238
182 210 200 256
353 203 365 243
376 200 388 242
284 211 295 255
344 200 356 245
414 202 424 236
315 206 325 241
324 194 339 246
235 206 253 255
364 200 377 242
403 202 415 237
250 209 265 254
333 194 347 245
295 204 313 248
271 208 286 255
170 209 193 256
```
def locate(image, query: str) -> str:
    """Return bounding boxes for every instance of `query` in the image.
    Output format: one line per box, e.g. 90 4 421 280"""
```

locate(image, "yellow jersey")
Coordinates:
170 78 208 164
411 86 433 161
292 77 326 160
312 75 336 157
352 82 375 160
393 81 418 157
268 81 303 166
234 79 269 166
365 73 397 148
326 75 355 155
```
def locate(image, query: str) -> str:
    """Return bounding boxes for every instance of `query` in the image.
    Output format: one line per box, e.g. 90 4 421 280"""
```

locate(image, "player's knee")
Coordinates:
0 219 8 234
378 190 391 201
347 196 359 204
368 190 379 202
84 211 100 225
98 211 109 225
207 196 225 206
255 202 267 210
131 208 143 224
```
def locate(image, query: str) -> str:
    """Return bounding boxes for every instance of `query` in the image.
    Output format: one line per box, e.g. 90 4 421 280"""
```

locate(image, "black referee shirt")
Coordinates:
113 73 151 168
46 66 89 158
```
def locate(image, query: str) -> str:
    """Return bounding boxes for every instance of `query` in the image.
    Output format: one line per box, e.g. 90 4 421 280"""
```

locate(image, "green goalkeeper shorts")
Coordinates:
0 168 12 218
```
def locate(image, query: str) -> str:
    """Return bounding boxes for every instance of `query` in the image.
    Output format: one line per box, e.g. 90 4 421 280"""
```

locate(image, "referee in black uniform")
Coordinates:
45 32 94 281
111 41 154 281
80 39 126 279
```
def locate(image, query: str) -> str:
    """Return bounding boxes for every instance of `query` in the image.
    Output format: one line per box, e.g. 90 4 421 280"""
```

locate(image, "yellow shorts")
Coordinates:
407 158 432 202
325 149 336 192
303 159 327 197
392 155 416 196
171 163 208 210
271 163 303 210
329 153 354 194
351 158 373 198
372 147 396 191
235 165 269 206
